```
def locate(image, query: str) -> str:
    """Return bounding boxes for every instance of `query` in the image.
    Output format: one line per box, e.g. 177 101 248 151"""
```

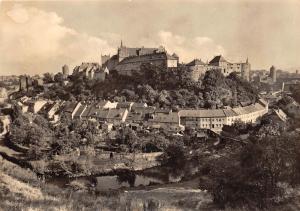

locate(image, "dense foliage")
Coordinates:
41 64 258 109
207 133 300 209
290 83 300 104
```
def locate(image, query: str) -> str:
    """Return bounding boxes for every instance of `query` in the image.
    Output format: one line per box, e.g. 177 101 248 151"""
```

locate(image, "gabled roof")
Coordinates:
96 101 110 109
116 102 133 109
186 59 206 66
209 55 228 64
62 102 77 113
148 112 179 123
81 105 93 118
74 104 86 118
131 102 147 109
126 110 144 122
106 108 127 120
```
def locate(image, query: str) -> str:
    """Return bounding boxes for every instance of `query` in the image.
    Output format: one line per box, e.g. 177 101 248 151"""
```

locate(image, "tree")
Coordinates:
160 144 186 167
54 72 64 83
43 72 54 83
209 133 300 209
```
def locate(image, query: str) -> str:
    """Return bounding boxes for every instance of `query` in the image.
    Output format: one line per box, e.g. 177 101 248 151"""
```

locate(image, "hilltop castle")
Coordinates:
74 42 250 82
186 55 251 81
101 41 179 76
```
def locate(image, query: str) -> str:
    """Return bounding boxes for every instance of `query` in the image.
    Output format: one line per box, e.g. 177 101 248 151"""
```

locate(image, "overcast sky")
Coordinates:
0 0 300 75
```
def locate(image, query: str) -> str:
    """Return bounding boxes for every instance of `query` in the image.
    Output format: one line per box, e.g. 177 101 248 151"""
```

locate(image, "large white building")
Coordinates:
178 99 268 132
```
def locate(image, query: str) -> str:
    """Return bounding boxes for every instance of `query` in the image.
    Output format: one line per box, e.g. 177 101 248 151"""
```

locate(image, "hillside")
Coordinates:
42 64 258 109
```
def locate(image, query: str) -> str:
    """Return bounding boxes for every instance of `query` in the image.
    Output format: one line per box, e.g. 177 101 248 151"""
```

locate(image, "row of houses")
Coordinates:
16 97 269 132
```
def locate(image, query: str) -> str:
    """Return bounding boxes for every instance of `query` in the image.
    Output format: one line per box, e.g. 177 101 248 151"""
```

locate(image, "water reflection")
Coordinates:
48 156 200 191
96 174 164 190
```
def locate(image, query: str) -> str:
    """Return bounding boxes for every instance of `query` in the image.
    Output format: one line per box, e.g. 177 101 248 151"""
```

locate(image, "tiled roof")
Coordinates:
63 102 77 113
116 102 133 109
92 109 109 119
232 103 264 115
74 104 86 118
179 109 226 118
186 59 206 66
96 101 109 108
119 47 160 57
148 112 179 123
126 110 143 122
131 102 147 109
81 105 93 118
118 52 177 65
223 109 238 117
209 55 228 64
106 109 127 120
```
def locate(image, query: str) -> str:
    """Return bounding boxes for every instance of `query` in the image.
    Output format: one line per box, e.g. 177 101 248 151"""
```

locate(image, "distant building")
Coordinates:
116 102 134 111
147 111 183 131
269 65 277 83
94 67 109 81
19 75 32 91
115 52 178 76
117 41 165 62
102 41 179 76
179 99 268 132
33 78 44 87
62 64 69 79
101 55 111 66
73 62 109 81
186 59 207 81
27 100 48 113
208 55 251 81
283 99 300 119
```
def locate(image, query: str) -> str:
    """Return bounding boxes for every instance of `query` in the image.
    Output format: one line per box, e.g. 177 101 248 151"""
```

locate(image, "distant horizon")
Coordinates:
1 0 300 75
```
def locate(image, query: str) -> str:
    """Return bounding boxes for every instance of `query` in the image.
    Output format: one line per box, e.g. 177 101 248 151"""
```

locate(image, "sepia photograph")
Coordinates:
0 0 300 210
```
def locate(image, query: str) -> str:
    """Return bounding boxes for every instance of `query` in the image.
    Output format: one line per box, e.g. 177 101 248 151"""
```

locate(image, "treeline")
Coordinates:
204 115 300 209
42 64 258 109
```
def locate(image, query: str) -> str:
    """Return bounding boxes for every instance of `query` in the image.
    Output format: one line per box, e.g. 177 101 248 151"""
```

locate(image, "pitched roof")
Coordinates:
81 104 95 118
209 55 228 64
131 102 147 109
186 59 206 66
148 112 179 123
63 102 77 113
96 101 110 108
126 110 144 122
232 103 265 115
118 52 177 65
74 104 86 118
223 109 238 117
116 102 133 109
119 46 160 57
106 108 127 120
179 109 226 118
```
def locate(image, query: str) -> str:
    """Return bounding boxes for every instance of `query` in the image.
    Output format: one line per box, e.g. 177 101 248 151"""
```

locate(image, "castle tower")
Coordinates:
270 65 276 83
62 64 69 79
19 76 27 91
101 54 110 66
241 58 250 81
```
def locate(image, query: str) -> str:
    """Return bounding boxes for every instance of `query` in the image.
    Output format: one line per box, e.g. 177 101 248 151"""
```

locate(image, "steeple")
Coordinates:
120 40 123 48
246 57 248 64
